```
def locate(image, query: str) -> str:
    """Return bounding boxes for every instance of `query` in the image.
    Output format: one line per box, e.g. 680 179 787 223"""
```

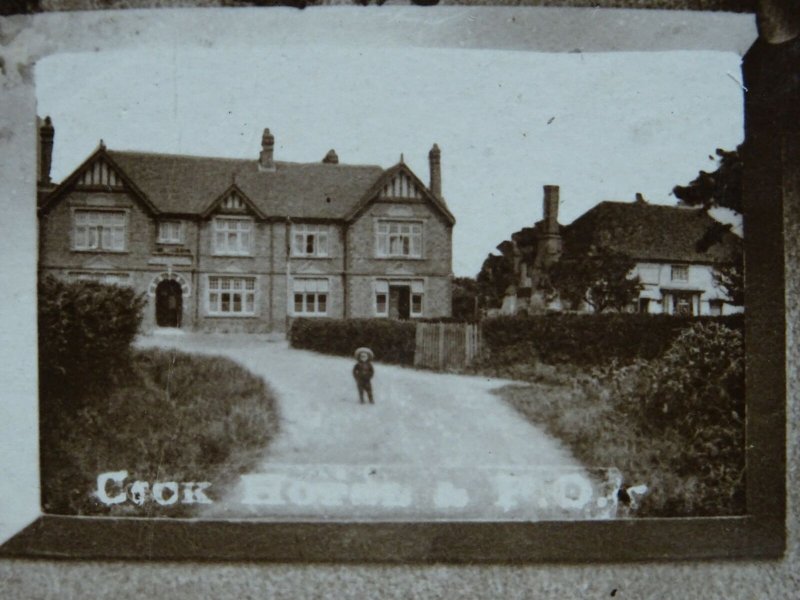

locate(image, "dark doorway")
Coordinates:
389 285 411 320
156 279 182 327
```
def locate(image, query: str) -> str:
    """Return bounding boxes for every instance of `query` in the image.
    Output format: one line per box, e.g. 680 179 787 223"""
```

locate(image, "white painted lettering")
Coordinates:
96 470 127 506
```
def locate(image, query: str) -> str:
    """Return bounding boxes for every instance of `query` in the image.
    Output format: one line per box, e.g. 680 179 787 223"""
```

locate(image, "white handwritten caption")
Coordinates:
96 470 212 507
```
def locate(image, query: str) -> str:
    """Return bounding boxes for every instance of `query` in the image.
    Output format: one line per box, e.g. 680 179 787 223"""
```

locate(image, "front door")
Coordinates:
389 285 411 320
156 279 182 327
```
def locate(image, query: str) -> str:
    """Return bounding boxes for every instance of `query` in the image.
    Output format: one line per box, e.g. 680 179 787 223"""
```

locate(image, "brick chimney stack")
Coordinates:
39 116 55 184
537 184 562 269
322 149 339 164
428 143 442 199
543 184 559 235
259 128 275 172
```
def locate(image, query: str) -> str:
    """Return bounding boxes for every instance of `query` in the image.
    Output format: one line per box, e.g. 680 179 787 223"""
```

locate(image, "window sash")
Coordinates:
213 218 253 255
208 276 256 315
158 221 183 244
291 225 330 257
73 210 126 251
671 265 689 282
376 221 422 258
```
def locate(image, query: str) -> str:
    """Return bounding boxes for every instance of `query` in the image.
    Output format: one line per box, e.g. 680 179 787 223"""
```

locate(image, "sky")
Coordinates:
35 9 752 276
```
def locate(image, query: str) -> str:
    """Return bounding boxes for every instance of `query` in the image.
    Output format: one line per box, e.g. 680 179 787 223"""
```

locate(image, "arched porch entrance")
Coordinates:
155 279 183 327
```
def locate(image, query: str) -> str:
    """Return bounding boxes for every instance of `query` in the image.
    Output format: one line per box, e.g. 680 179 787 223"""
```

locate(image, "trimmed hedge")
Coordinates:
38 275 147 408
289 318 417 365
480 313 743 367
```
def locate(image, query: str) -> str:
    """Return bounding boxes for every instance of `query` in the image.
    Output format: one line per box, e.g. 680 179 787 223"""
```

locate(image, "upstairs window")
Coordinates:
73 210 126 251
671 265 689 282
292 224 329 257
213 217 252 255
158 220 183 244
376 221 422 258
292 278 328 316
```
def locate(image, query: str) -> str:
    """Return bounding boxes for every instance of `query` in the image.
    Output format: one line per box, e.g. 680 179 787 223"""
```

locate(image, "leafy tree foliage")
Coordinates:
547 248 642 313
674 146 744 304
673 146 743 213
476 252 517 309
452 276 482 321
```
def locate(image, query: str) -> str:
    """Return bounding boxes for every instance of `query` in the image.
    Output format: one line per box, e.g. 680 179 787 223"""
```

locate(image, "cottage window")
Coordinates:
208 276 256 316
671 265 689 282
213 217 253 255
158 221 183 244
376 221 422 258
411 293 423 316
292 278 329 316
73 210 126 251
292 224 329 257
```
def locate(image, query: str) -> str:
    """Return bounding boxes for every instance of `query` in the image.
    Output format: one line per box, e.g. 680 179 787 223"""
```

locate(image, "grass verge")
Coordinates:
40 348 280 517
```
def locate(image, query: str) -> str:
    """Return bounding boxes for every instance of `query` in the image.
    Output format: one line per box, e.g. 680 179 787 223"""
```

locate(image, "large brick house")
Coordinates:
496 186 742 317
37 119 455 332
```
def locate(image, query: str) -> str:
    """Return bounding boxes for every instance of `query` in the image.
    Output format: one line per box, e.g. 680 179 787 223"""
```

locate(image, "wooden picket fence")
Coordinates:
414 322 482 371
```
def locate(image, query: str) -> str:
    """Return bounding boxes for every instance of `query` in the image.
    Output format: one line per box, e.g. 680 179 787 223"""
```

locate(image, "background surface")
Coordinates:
0 3 796 597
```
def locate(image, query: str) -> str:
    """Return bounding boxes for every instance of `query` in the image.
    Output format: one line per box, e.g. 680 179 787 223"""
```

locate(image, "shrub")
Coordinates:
38 275 146 410
480 313 743 367
41 349 280 516
289 318 417 364
498 319 745 517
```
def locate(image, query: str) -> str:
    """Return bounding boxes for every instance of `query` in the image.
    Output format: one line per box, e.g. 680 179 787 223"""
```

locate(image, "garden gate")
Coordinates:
414 322 482 371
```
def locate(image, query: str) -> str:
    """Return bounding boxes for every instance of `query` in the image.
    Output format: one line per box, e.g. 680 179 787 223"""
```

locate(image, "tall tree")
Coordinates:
547 248 642 313
673 146 743 213
674 146 744 305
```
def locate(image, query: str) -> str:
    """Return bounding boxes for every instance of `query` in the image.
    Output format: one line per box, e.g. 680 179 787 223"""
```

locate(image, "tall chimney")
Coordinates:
428 143 442 199
39 116 55 184
259 128 275 172
543 185 559 235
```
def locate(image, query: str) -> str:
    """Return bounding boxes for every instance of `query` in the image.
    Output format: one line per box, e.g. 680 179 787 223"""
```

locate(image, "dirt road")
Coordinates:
138 332 618 520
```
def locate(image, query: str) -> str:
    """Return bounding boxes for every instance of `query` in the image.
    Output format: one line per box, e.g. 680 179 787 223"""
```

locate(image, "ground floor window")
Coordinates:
374 279 424 319
293 278 328 316
709 299 724 316
208 276 256 316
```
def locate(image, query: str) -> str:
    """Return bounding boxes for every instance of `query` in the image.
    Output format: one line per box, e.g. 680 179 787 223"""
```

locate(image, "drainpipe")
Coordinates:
343 224 349 318
285 217 292 334
194 218 201 328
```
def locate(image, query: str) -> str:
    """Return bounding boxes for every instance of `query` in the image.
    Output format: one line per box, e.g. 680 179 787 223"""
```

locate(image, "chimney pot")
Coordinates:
39 116 55 184
323 149 339 164
428 143 442 199
259 128 275 171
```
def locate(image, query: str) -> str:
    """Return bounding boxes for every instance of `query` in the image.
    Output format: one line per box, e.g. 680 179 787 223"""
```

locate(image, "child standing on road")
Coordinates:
353 347 375 405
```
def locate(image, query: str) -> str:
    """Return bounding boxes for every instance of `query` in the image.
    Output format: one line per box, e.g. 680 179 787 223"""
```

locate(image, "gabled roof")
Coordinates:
346 161 456 224
106 150 386 220
562 200 741 264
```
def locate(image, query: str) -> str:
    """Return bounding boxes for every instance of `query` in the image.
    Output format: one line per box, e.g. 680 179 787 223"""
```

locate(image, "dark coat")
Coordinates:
353 361 374 382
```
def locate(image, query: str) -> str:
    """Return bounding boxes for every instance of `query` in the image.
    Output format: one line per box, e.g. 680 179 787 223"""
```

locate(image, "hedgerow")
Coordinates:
289 318 417 364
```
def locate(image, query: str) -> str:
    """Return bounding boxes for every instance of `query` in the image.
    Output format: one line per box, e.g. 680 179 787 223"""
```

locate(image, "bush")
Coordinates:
41 349 280 516
498 320 745 517
480 313 743 367
289 318 417 364
38 275 146 409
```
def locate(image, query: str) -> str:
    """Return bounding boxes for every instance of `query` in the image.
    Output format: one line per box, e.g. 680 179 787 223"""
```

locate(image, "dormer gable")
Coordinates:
346 162 455 225
38 145 159 216
201 184 266 220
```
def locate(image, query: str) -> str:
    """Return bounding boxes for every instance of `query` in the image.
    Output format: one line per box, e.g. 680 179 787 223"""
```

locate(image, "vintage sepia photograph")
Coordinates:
29 7 751 525
0 1 793 574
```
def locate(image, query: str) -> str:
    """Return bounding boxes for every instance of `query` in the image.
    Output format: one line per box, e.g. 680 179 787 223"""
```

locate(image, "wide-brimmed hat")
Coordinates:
354 347 374 360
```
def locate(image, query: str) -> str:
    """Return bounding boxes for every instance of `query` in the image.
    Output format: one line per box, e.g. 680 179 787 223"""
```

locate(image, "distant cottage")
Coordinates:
497 186 742 317
37 119 455 332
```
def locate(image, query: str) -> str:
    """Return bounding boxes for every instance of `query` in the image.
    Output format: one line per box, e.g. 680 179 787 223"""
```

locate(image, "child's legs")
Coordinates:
356 380 366 402
363 380 374 403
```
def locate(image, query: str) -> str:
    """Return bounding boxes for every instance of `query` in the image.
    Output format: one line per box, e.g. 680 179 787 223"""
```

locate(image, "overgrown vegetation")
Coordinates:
39 276 279 516
290 317 417 364
478 313 743 370
498 321 745 517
